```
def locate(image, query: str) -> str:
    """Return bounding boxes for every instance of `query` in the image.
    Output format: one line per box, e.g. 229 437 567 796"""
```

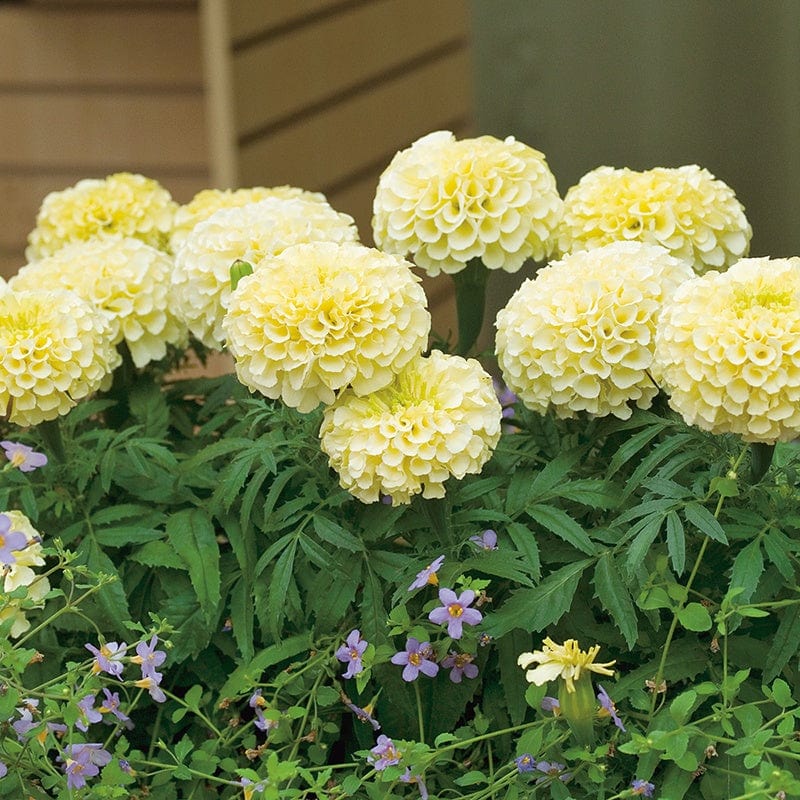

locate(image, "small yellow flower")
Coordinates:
517 637 616 693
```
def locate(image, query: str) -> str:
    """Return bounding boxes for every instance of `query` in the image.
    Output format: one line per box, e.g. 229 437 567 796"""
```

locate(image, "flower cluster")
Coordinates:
320 350 502 504
515 754 570 783
85 634 167 702
172 196 359 348
11 235 185 368
557 164 751 273
654 256 800 443
373 130 562 276
496 241 694 419
223 242 430 412
26 172 176 260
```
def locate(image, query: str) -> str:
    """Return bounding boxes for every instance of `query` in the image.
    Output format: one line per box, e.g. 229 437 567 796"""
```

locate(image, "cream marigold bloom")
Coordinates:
319 350 502 505
517 638 616 693
26 172 176 260
11 236 185 368
169 185 328 252
0 289 120 426
224 242 430 413
496 241 694 420
654 257 800 443
372 130 562 276
557 165 751 273
172 197 359 348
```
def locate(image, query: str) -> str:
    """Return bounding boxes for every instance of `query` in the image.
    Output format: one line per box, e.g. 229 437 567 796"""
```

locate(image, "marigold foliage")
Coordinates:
319 350 502 505
372 130 562 276
557 165 751 273
654 256 800 443
496 241 694 420
224 242 431 413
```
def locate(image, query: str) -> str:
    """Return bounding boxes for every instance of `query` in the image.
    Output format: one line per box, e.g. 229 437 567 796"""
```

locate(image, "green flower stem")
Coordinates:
414 679 426 744
38 417 67 463
749 441 775 484
453 258 489 356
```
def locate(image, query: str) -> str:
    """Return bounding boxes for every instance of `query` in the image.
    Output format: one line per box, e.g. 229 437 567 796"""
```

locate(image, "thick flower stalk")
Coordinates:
224 242 430 412
168 185 327 252
0 289 120 426
373 130 562 276
319 350 502 505
557 164 751 273
11 235 185 368
172 196 359 348
654 256 800 443
26 172 176 260
496 241 694 419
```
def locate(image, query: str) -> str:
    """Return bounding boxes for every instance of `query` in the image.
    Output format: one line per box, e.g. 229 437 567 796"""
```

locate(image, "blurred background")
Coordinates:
1 0 798 338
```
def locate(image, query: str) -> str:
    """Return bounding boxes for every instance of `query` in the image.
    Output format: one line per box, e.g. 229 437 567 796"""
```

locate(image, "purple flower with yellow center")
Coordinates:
241 778 267 799
428 588 483 639
442 651 479 683
85 640 128 676
515 753 535 773
400 768 429 800
1 441 47 472
469 529 498 551
134 674 166 703
99 688 133 729
130 634 166 680
631 779 655 797
535 761 571 784
368 734 402 770
408 555 445 591
345 700 381 731
541 696 561 715
391 638 439 682
60 743 112 790
75 694 102 732
12 698 39 740
336 629 368 679
597 684 625 731
0 514 28 566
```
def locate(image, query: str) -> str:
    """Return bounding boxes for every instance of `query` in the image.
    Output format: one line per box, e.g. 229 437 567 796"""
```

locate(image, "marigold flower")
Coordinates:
496 241 694 420
224 241 430 412
518 637 616 694
320 350 502 505
0 289 120 426
172 196 359 348
373 130 562 276
26 172 175 260
11 236 185 367
557 164 751 273
654 257 800 443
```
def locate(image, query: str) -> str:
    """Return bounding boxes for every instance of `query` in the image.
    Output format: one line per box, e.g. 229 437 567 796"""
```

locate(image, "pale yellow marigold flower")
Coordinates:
496 241 694 420
172 197 359 348
557 165 751 273
518 637 616 693
26 172 176 260
654 257 800 443
169 185 328 253
0 289 120 427
224 242 430 413
372 130 563 276
11 236 185 368
319 350 502 505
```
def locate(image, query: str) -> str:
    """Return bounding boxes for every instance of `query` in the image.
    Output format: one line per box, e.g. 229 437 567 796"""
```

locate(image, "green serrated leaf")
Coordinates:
677 603 712 631
230 577 255 663
665 510 685 575
526 504 595 555
683 502 728 544
267 538 298 638
505 521 541 582
765 604 800 682
313 516 364 552
669 689 697 723
129 540 187 570
625 513 664 573
594 553 638 648
76 537 130 635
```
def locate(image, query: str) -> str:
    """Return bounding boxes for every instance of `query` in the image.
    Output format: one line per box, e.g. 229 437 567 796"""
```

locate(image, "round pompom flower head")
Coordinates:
11 235 185 368
319 350 502 505
224 241 431 413
372 130 563 277
654 256 800 443
172 196 359 348
0 289 120 427
26 172 176 260
496 241 694 420
557 164 751 273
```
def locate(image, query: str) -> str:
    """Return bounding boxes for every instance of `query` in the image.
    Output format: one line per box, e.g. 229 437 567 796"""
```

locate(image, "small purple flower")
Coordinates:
134 674 166 703
597 684 625 732
408 555 445 591
119 759 134 775
428 588 483 639
469 529 498 551
99 688 133 729
541 696 561 715
249 688 267 709
400 768 429 800
12 698 39 740
336 629 368 679
442 652 479 683
390 638 439 682
368 734 402 770
85 640 128 677
131 635 166 680
478 632 492 647
515 753 535 773
0 514 28 566
1 441 47 472
631 779 655 797
60 743 112 790
535 761 571 784
345 701 381 731
76 694 103 732
0 761 6 778
249 689 276 732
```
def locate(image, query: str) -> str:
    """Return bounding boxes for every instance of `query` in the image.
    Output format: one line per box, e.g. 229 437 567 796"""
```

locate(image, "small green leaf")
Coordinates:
683 502 728 544
669 689 697 723
677 602 712 631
